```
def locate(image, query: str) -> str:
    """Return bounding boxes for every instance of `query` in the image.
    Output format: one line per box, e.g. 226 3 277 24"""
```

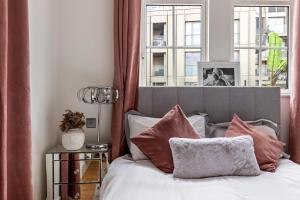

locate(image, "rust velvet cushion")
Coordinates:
131 105 200 173
225 114 285 172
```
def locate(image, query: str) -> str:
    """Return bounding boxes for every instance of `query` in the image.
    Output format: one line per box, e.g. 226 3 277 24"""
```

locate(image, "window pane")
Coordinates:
185 36 192 46
185 52 201 77
177 49 201 85
234 7 260 47
185 21 201 47
176 6 201 47
143 5 203 86
234 50 240 62
193 22 201 35
145 48 172 86
234 20 240 45
261 49 288 88
234 6 289 89
153 23 167 46
185 23 192 35
262 7 288 47
153 53 165 76
146 5 173 46
234 49 259 86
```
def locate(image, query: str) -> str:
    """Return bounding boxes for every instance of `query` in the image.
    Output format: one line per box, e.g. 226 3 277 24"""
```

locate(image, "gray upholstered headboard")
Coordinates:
137 87 280 125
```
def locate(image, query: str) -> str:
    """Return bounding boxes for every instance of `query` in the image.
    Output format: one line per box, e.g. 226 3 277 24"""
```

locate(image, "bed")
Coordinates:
100 87 300 200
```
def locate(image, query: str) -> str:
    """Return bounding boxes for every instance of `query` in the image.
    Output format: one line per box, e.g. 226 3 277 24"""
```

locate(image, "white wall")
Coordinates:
55 0 114 144
29 0 60 199
29 0 114 199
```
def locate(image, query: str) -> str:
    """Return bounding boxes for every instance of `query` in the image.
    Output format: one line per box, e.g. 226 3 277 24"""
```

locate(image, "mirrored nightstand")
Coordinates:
46 144 110 200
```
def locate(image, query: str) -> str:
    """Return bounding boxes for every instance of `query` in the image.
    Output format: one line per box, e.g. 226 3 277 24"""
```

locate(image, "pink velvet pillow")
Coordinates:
131 105 200 173
225 114 285 172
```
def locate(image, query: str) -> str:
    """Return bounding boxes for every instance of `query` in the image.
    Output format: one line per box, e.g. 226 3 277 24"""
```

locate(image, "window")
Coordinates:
185 21 201 46
141 4 204 86
140 1 291 91
153 53 165 76
234 6 289 88
234 19 240 45
185 52 201 76
268 17 285 35
152 82 166 86
268 7 285 13
153 23 167 46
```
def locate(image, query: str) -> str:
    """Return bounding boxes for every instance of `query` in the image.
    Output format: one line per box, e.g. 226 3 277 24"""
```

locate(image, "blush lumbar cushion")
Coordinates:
131 105 200 173
128 114 206 160
225 114 285 172
169 136 261 179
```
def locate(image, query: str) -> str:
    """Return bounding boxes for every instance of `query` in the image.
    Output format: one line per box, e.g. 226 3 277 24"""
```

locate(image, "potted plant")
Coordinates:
60 110 86 150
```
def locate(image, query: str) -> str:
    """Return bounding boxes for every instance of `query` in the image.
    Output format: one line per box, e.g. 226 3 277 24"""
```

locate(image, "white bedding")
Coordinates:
100 156 300 200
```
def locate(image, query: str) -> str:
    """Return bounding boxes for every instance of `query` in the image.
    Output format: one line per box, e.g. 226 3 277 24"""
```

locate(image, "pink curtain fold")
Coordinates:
111 0 141 160
0 0 33 199
290 0 300 164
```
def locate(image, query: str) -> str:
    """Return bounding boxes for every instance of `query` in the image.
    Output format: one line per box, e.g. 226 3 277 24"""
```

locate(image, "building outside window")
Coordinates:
234 19 240 45
142 5 203 86
152 82 166 86
153 23 167 46
185 21 201 46
153 53 165 76
268 7 285 13
234 6 289 88
185 52 201 76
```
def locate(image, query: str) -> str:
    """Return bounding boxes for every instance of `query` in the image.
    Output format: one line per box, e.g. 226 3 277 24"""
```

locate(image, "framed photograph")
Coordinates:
198 62 240 86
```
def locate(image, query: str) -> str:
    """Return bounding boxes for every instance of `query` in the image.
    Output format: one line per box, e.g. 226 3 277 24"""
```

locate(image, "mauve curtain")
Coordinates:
290 0 300 164
0 0 33 199
111 0 141 160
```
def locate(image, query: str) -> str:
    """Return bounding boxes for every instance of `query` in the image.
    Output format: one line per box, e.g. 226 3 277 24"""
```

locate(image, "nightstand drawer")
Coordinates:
54 183 100 200
53 160 101 184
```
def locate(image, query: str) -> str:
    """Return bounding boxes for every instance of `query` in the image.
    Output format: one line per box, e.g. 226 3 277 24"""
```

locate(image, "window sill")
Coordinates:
281 89 290 97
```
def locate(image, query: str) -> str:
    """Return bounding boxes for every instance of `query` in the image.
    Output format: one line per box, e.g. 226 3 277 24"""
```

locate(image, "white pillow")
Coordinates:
127 114 206 160
253 125 278 140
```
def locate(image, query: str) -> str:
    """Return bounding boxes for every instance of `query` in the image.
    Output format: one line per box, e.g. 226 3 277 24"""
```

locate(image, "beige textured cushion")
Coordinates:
169 136 261 178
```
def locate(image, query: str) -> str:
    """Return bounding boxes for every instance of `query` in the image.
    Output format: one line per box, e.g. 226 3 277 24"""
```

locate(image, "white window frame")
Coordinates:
233 0 293 94
140 0 207 86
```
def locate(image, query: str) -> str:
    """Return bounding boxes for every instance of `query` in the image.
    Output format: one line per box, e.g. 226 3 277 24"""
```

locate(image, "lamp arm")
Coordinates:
97 103 102 144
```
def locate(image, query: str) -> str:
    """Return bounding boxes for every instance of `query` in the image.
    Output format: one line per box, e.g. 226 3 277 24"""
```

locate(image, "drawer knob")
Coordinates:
73 169 80 175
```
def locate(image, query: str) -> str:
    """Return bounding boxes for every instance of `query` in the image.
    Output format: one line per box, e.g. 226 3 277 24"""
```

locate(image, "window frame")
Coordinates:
233 0 293 94
140 0 207 86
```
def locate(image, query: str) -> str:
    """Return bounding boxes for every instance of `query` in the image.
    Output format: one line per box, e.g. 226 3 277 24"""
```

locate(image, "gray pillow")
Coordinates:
206 119 279 139
169 136 261 179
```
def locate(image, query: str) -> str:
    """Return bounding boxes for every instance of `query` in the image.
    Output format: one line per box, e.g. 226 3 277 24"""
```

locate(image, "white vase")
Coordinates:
62 129 85 150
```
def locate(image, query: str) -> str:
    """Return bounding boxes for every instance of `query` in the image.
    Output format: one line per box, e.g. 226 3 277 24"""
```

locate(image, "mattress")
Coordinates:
100 156 300 200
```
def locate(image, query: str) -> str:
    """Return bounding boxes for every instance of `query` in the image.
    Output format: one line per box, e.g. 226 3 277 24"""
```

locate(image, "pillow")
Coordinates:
225 114 285 172
169 136 261 179
131 105 200 173
206 119 279 139
127 113 206 160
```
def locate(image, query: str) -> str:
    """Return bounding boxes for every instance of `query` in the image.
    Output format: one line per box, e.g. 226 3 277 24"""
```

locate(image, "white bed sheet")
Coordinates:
100 156 300 200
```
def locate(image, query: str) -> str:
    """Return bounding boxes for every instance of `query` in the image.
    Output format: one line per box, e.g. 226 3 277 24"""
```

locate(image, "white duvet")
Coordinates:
100 156 300 200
